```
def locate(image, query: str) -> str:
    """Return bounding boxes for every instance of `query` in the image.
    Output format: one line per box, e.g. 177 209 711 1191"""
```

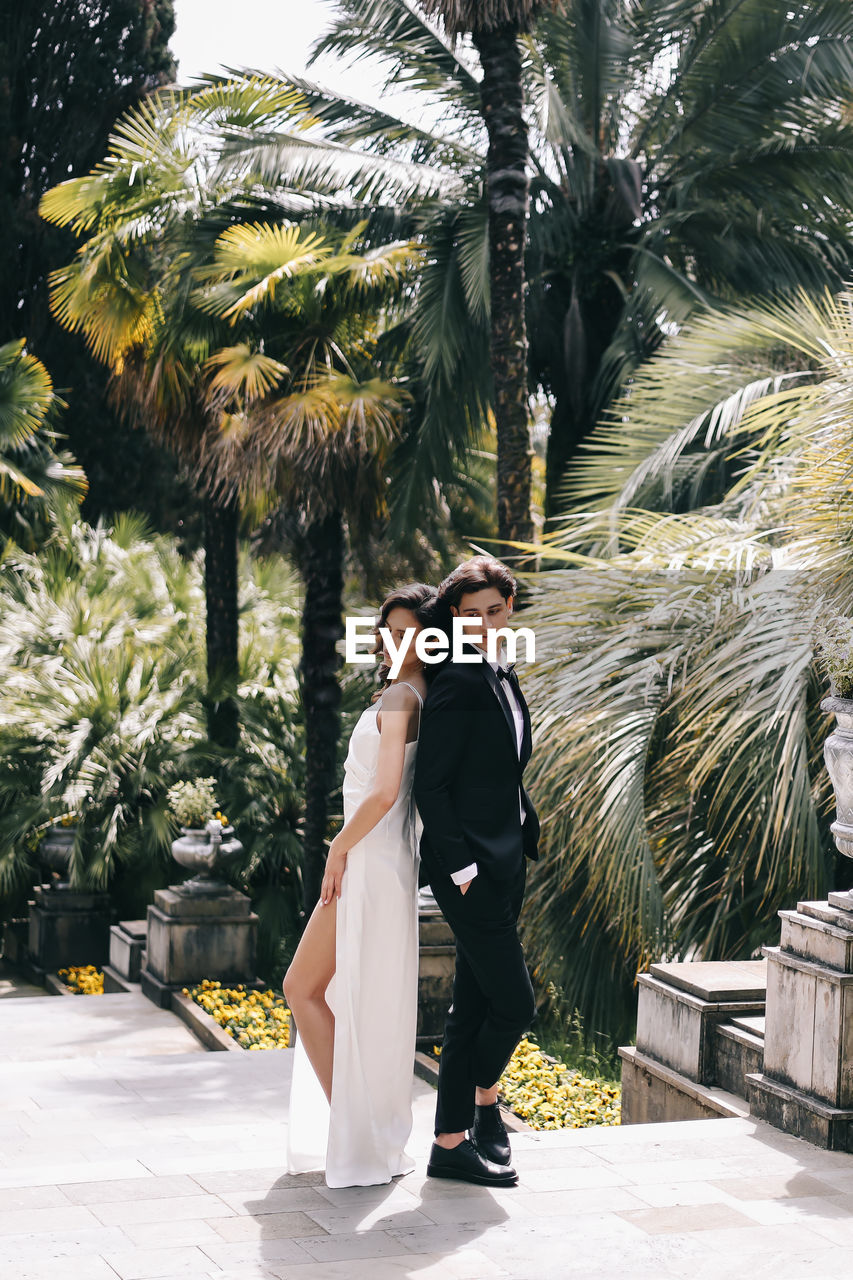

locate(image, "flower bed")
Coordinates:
498 1037 621 1129
182 984 619 1128
57 965 104 995
182 980 291 1050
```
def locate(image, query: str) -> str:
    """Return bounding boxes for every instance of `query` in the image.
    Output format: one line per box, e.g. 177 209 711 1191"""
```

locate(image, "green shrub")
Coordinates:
0 510 304 976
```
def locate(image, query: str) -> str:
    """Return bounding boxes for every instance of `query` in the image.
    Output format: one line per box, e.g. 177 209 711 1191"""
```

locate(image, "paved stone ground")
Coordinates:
2 991 853 1279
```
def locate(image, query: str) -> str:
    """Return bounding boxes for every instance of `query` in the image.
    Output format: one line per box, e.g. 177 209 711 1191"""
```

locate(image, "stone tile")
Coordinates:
616 1201 757 1234
663 1221 841 1256
0 1204 101 1237
630 1180 734 1209
388 1211 646 1262
710 1173 840 1201
191 1168 326 1194
616 1158 734 1185
414 1196 523 1226
511 1186 647 1216
216 1188 331 1215
60 1175 203 1205
805 1214 853 1247
199 1238 314 1269
212 1271 283 1280
681 1251 852 1280
91 1194 235 1227
104 1244 214 1278
421 1213 652 1276
121 1219 226 1248
208 1211 324 1241
0 1185 73 1210
0 1225 133 1265
264 1252 509 1279
810 1167 853 1194
304 1205 437 1234
718 1151 829 1178
297 1230 414 1263
511 1146 613 1171
516 1163 633 1193
136 1149 296 1176
14 1259 121 1280
314 1183 423 1208
580 1118 752 1148
593 1139 732 1165
393 1176 494 1201
0 1159 151 1190
731 1193 853 1228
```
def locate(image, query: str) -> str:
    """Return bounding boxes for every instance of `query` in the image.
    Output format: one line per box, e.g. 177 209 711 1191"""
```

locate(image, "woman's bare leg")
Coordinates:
283 899 337 1102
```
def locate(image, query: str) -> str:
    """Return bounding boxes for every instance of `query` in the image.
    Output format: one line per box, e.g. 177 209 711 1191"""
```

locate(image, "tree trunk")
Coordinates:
203 490 240 750
298 509 345 917
473 23 533 554
544 258 636 518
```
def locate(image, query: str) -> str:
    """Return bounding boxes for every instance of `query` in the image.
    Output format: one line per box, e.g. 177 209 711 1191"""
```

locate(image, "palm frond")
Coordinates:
0 342 54 452
204 345 290 404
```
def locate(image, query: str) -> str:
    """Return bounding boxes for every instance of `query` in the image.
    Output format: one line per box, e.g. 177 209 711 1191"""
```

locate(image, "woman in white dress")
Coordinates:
283 583 437 1187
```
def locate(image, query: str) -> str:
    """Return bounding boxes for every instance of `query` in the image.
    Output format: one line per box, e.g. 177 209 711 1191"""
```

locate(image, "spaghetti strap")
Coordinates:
395 680 423 706
394 679 423 738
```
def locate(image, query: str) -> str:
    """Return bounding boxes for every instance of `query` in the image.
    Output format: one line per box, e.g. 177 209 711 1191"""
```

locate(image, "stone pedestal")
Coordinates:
2 918 28 965
416 888 455 1049
26 885 111 981
621 960 766 1124
103 919 147 991
140 884 258 1009
748 899 853 1150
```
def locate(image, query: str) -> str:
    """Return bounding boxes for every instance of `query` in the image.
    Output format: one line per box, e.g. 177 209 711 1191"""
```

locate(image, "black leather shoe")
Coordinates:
427 1138 518 1186
473 1102 512 1166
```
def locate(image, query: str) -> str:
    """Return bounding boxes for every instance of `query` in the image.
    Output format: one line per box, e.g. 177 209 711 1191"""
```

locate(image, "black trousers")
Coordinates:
428 858 536 1136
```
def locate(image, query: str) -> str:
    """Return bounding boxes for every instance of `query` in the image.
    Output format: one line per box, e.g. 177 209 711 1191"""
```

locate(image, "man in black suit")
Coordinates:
413 555 540 1187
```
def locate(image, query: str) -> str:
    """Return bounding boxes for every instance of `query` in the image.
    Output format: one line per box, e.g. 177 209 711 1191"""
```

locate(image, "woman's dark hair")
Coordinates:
371 582 446 700
438 554 517 610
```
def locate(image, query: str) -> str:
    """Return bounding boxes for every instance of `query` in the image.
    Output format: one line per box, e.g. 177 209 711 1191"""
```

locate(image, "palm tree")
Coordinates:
0 339 87 550
41 81 429 912
39 79 364 748
195 220 417 911
417 1 554 551
509 287 853 1043
305 0 853 518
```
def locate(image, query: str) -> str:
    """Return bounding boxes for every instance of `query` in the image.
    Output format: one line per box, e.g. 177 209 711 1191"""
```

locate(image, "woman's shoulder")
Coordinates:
381 680 424 710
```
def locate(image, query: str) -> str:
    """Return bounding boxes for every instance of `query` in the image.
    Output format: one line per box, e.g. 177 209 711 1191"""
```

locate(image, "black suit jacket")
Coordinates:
413 644 540 882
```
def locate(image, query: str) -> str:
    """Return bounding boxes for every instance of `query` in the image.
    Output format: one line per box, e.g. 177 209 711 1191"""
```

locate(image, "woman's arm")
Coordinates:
320 683 416 904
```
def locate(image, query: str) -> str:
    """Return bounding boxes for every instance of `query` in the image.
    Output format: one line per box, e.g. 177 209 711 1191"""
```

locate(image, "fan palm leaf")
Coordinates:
511 288 853 1038
295 0 853 516
0 342 87 543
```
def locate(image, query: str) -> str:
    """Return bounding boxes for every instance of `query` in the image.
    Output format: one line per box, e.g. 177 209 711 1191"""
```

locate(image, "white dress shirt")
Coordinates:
450 650 526 887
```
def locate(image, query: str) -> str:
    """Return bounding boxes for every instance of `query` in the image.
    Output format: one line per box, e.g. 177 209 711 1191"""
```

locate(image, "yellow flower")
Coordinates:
185 981 291 1048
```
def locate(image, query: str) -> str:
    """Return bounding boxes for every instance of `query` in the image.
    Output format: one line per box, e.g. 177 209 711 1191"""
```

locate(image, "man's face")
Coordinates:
451 587 513 649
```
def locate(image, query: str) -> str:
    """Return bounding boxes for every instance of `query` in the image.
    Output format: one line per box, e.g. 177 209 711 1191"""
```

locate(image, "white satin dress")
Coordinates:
285 681 423 1187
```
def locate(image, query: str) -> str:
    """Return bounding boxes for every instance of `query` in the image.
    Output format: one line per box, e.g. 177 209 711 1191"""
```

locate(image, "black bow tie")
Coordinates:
496 663 519 691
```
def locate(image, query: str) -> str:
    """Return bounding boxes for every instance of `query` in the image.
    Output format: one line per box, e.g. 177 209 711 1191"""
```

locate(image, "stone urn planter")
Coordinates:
821 693 853 906
171 819 244 893
37 823 76 881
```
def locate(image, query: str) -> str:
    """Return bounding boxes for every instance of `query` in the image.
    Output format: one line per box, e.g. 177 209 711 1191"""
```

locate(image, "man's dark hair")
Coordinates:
438 555 517 610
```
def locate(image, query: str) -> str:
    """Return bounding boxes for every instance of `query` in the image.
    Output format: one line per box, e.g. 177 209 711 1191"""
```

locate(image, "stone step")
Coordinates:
648 959 767 1002
713 1020 764 1099
729 1013 765 1038
779 906 853 972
